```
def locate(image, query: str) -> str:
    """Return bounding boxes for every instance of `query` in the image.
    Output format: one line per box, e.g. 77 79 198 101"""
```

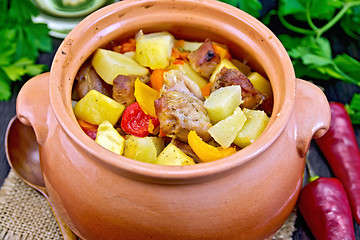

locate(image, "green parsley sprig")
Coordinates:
0 0 52 101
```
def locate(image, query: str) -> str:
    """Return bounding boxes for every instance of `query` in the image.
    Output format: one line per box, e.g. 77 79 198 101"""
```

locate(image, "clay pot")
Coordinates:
16 0 330 239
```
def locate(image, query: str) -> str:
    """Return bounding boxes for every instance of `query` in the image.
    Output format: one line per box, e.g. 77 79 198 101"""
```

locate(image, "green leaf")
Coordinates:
333 53 360 86
238 0 262 18
24 23 53 53
8 0 39 23
345 93 360 124
302 54 333 66
1 58 47 82
0 69 12 101
279 0 342 21
220 0 262 18
340 5 360 39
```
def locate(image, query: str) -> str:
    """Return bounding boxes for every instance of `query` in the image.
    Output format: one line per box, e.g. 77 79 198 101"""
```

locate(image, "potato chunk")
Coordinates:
91 48 148 85
156 143 195 166
135 31 175 69
123 136 164 164
74 90 125 126
233 109 270 148
95 121 125 155
247 72 273 98
207 107 247 148
204 85 242 124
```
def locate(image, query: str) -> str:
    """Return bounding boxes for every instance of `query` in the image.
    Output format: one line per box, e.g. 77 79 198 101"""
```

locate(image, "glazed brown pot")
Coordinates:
16 0 331 239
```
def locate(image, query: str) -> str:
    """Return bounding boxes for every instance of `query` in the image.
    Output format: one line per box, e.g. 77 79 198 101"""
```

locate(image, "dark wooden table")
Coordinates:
0 32 359 240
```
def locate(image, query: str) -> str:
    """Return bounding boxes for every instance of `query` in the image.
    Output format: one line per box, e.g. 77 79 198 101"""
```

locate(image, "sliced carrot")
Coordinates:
159 129 167 138
171 48 189 61
175 39 185 49
150 69 166 91
121 38 136 53
201 82 212 97
213 43 231 60
77 119 98 132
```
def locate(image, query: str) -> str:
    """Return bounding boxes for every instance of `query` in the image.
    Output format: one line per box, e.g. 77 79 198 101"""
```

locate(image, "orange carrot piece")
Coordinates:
121 38 136 53
150 69 166 91
201 82 212 97
175 39 185 49
77 119 98 131
159 129 167 138
213 43 231 60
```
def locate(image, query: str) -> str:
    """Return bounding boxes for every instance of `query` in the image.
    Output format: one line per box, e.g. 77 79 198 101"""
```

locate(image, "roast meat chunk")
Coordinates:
112 74 149 107
162 70 204 100
212 67 266 109
188 39 220 78
73 61 112 100
155 91 211 143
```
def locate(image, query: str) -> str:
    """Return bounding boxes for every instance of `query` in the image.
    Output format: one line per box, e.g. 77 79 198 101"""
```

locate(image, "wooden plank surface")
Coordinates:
0 20 359 240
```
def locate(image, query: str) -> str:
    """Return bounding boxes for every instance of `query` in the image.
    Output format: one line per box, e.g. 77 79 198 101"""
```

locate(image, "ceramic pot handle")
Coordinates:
293 78 331 157
16 72 51 146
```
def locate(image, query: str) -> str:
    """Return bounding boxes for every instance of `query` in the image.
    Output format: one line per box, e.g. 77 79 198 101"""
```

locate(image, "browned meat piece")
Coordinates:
171 139 200 163
211 67 266 109
112 75 149 107
155 91 211 143
188 39 220 78
73 61 112 100
162 70 204 100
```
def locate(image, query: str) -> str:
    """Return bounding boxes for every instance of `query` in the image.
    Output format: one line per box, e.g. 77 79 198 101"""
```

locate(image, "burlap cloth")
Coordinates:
0 170 297 240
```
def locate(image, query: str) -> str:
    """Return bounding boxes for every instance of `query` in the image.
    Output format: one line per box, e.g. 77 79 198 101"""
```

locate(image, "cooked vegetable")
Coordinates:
73 31 272 164
169 60 208 89
123 135 164 164
233 108 269 148
74 90 125 126
298 159 355 240
204 85 242 123
315 102 360 225
91 48 148 85
133 79 160 117
231 59 251 76
247 72 272 98
121 102 160 138
208 107 247 148
212 43 231 60
149 69 166 91
95 121 125 155
188 131 236 162
156 143 195 166
77 120 97 140
209 58 238 83
175 40 202 52
135 31 175 69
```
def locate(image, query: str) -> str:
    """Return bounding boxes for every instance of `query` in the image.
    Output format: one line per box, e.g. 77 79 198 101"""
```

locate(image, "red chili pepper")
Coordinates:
298 177 355 240
315 102 360 224
121 102 160 137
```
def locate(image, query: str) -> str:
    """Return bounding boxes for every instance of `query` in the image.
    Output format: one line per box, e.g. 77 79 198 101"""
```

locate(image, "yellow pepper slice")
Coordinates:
188 131 236 162
134 79 160 118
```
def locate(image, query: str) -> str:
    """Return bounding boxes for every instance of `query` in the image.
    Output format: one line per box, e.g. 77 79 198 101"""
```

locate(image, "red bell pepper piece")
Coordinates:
315 102 360 224
298 177 355 240
121 102 160 137
78 119 97 140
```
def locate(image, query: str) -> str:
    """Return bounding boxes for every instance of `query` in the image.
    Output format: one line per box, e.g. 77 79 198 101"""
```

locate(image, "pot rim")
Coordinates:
49 0 295 183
